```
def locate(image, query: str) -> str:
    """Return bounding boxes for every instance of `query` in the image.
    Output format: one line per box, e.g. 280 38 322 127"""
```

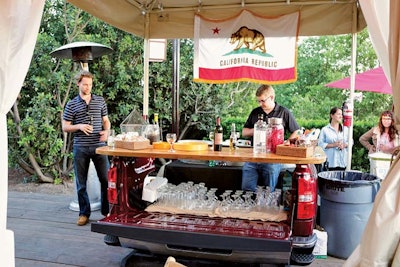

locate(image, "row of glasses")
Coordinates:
255 186 282 212
155 182 282 215
156 181 216 212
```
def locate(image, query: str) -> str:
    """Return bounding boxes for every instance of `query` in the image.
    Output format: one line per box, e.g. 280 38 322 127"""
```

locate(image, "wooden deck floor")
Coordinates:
7 191 131 267
7 191 345 267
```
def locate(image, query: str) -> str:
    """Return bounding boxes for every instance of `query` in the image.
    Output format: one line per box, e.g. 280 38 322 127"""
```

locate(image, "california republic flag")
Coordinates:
193 10 300 84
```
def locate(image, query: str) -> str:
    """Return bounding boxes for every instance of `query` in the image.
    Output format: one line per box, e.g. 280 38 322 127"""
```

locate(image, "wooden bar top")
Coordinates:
96 146 326 164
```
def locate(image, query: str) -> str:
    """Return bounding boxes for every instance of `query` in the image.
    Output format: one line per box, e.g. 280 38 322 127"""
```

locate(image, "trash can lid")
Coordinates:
318 171 380 187
368 152 392 161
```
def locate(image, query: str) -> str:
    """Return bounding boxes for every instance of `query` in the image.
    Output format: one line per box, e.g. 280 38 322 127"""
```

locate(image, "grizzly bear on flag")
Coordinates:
230 26 266 53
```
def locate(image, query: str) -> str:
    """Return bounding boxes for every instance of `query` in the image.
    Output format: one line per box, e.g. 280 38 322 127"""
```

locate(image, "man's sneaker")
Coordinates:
77 215 89 226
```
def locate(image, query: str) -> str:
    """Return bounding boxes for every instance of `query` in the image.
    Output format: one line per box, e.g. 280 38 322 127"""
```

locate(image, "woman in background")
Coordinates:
318 107 349 171
359 110 399 154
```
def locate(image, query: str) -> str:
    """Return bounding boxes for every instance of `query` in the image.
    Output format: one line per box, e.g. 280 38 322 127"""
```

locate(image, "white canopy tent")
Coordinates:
66 0 367 39
67 0 366 168
0 0 398 266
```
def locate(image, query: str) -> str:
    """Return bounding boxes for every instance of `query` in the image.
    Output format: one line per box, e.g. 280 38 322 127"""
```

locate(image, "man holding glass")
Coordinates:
62 70 111 226
241 84 300 192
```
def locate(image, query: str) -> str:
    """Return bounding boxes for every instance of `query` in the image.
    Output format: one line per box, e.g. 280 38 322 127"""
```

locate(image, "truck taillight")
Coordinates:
107 166 118 204
297 174 316 219
292 164 317 220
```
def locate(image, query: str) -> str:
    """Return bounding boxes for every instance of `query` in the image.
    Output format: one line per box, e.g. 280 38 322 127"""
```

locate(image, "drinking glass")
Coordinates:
166 133 177 152
337 135 344 150
208 131 215 152
107 129 115 149
236 132 240 140
378 138 387 153
208 131 214 142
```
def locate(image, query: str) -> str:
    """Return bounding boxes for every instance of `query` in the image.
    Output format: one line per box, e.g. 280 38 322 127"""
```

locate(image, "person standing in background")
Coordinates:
62 70 111 226
359 110 399 154
241 84 300 192
318 107 350 171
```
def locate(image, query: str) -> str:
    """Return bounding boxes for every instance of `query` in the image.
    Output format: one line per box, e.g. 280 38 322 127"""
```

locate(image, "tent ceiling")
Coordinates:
67 0 366 39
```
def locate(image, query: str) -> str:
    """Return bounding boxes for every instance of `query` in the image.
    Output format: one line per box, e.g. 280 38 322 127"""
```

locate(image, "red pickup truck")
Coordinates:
91 156 319 266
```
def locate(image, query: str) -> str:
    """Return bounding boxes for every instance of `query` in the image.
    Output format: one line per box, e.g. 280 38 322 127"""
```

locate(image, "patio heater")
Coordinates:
50 42 113 212
50 41 113 71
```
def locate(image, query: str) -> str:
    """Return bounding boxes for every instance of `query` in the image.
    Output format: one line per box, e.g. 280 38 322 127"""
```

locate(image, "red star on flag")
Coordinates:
212 27 220 34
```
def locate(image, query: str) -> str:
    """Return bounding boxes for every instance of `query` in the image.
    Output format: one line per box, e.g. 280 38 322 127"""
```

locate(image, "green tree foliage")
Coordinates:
275 32 391 122
7 0 248 182
7 1 392 182
8 0 146 182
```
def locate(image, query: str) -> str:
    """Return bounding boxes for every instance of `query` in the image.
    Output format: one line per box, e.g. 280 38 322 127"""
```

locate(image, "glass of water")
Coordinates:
107 129 115 149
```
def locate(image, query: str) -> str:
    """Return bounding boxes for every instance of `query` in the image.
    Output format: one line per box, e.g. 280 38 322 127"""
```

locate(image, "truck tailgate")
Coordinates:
92 211 292 264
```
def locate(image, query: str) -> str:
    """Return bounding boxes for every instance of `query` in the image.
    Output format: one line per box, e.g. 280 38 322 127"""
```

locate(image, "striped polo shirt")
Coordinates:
63 94 108 146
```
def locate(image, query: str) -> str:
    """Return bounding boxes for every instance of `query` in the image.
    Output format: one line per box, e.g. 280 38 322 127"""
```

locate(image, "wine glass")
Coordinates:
166 133 177 152
107 129 115 149
208 131 215 152
208 131 214 142
236 131 240 139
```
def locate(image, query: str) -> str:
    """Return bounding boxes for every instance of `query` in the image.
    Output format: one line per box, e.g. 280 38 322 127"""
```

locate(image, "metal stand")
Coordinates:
69 160 101 211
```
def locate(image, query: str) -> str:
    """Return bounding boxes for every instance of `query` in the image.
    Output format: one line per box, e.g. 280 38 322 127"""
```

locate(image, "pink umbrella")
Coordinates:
325 67 392 94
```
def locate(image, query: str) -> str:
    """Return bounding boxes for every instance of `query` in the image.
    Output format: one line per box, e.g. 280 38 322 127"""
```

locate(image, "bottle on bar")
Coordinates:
213 116 223 151
229 123 237 151
154 113 162 141
146 113 161 144
267 117 284 153
253 114 267 154
154 113 159 126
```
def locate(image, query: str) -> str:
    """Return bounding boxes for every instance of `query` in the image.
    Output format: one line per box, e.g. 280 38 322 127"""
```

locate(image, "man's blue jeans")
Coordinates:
241 162 282 192
73 145 110 218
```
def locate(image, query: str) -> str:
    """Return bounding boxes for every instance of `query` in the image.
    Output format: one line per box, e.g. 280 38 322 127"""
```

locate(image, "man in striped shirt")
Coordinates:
62 70 111 226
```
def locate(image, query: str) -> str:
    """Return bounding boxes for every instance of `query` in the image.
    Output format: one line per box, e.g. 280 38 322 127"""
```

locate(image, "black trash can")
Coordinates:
318 171 380 259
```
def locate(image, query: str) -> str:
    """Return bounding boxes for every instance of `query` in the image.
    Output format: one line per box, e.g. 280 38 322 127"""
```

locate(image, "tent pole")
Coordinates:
143 13 150 119
347 32 357 170
172 39 180 136
347 5 358 170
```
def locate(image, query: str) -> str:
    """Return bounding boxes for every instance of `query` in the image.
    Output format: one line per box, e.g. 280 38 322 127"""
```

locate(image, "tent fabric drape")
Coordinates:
344 0 400 266
389 0 400 128
0 1 46 266
358 0 390 78
67 0 366 39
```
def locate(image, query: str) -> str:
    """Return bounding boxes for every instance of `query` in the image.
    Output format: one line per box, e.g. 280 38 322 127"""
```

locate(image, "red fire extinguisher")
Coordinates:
342 99 353 127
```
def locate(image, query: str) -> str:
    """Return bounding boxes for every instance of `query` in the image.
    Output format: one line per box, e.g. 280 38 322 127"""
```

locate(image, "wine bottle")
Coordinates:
154 113 163 141
154 113 159 125
213 116 223 151
229 123 237 151
147 113 161 144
